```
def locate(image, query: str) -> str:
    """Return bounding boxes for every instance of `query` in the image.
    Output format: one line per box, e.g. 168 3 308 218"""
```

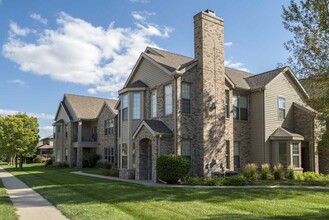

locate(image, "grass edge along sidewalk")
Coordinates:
0 176 18 220
3 163 329 220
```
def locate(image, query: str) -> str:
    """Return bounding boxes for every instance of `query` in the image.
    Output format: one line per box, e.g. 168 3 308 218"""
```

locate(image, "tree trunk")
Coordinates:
19 153 23 170
15 155 18 168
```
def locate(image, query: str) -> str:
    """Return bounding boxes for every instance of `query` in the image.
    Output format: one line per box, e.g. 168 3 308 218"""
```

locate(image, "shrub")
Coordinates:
296 173 305 181
223 175 247 186
96 160 112 169
44 158 53 167
156 154 190 184
88 154 100 167
185 177 204 186
109 168 119 177
52 162 69 168
260 163 271 180
243 163 258 181
273 164 284 180
286 165 296 180
101 169 111 176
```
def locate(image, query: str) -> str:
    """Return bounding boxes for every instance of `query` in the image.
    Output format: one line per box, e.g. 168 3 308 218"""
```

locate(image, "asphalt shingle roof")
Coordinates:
65 94 118 120
125 80 148 89
145 47 194 72
245 67 286 89
142 47 289 91
143 119 172 134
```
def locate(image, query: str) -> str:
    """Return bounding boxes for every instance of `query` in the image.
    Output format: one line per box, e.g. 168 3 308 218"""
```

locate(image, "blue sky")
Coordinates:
0 0 293 138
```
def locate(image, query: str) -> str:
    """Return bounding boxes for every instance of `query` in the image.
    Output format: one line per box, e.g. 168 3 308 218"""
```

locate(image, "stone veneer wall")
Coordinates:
96 105 117 167
193 11 226 176
294 106 319 173
233 120 251 171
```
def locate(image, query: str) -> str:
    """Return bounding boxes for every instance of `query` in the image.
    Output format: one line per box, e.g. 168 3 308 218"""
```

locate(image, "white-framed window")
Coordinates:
225 90 230 118
233 95 248 120
278 96 286 120
234 142 240 169
292 143 300 167
150 90 157 118
122 95 128 121
133 93 141 119
121 144 128 168
181 140 192 162
182 82 191 113
279 142 287 167
104 148 115 164
164 84 172 115
104 119 114 135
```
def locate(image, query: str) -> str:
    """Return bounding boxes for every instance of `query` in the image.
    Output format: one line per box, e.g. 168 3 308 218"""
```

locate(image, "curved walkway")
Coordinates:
0 167 68 220
72 171 329 190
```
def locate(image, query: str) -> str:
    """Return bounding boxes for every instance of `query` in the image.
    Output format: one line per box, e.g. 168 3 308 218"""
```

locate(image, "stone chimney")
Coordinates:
193 9 226 176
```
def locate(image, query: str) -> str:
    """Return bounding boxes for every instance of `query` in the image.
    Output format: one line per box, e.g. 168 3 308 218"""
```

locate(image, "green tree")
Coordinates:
1 113 39 169
282 0 329 150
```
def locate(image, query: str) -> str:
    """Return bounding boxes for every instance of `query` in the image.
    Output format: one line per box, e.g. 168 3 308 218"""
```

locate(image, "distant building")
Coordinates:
36 135 54 156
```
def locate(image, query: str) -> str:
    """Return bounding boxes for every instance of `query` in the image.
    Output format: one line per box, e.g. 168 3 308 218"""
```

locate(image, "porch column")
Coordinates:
77 120 83 168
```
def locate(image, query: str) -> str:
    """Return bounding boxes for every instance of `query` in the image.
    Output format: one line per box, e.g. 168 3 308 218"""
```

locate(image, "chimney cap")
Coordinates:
204 9 216 16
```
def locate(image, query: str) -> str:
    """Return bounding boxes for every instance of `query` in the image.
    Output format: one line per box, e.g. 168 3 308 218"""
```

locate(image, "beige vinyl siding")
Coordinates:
56 105 70 123
122 121 129 142
249 91 265 164
130 58 171 87
264 72 305 164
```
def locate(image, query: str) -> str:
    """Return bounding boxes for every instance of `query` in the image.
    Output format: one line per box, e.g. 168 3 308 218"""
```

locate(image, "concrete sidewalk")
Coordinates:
0 167 68 220
72 171 329 190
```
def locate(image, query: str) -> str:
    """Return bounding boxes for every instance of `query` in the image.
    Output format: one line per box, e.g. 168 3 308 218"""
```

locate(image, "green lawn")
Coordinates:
0 178 17 220
3 164 329 220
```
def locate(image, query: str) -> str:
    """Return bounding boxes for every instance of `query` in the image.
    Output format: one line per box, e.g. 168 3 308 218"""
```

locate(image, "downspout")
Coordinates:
174 76 178 154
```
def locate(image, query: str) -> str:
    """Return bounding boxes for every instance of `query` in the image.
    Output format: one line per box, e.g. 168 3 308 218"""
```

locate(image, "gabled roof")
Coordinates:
270 127 304 141
293 102 318 116
125 80 148 89
96 101 118 119
245 67 286 89
37 145 53 150
63 94 118 120
145 47 194 72
225 67 254 89
133 119 172 139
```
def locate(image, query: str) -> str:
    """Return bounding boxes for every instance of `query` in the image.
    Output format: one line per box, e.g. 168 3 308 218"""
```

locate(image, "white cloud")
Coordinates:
39 126 53 132
0 109 54 120
130 0 148 3
224 42 233 47
30 13 48 25
2 11 171 94
9 22 32 36
8 79 26 86
131 11 155 21
225 60 250 72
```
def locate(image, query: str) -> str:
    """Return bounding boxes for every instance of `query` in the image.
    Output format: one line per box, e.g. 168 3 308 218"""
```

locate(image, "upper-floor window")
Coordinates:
233 95 248 120
278 96 286 120
65 124 68 138
150 90 157 118
165 84 172 115
132 93 141 119
234 142 240 169
122 95 128 121
225 90 230 118
181 140 192 162
182 82 191 113
104 119 114 135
